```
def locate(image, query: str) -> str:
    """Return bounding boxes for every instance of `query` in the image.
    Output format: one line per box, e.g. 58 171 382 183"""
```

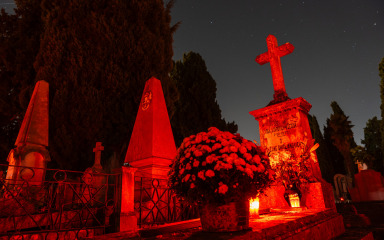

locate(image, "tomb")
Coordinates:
124 77 176 179
250 35 335 212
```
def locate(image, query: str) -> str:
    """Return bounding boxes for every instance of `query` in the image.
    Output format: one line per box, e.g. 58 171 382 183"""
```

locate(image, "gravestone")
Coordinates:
81 142 107 205
349 169 384 201
5 80 50 187
250 35 335 211
124 77 176 179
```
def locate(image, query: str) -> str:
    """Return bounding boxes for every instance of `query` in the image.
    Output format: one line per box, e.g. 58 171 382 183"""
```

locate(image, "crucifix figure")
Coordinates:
256 35 294 103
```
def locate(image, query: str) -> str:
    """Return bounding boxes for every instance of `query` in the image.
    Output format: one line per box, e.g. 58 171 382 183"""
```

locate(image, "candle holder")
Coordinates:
249 197 260 218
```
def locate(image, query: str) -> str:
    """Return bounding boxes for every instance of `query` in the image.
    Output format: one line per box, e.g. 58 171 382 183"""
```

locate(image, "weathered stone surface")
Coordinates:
259 184 289 210
15 80 49 147
124 77 176 179
255 34 294 103
300 181 336 211
5 81 50 187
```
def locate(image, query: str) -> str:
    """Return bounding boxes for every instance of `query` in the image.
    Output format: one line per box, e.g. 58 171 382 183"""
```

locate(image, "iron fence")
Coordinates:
0 164 121 239
134 176 198 228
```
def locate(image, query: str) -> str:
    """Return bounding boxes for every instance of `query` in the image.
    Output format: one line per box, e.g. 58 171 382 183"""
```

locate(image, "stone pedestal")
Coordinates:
119 166 138 232
300 180 336 211
250 97 334 211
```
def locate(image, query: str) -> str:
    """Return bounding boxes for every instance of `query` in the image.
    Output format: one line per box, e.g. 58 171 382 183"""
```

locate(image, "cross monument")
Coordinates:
256 34 294 103
93 142 104 171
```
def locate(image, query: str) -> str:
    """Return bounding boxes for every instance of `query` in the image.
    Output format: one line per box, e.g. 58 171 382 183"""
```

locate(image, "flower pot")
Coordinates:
198 200 249 232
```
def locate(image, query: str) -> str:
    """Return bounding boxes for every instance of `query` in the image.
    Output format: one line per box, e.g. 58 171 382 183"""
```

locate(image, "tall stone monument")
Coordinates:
250 35 335 211
5 80 50 186
124 77 176 179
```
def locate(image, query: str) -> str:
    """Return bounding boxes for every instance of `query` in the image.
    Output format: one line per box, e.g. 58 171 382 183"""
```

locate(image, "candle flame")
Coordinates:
249 197 260 218
288 193 300 208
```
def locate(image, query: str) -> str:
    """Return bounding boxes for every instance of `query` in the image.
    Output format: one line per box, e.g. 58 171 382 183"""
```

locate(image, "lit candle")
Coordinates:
249 197 260 218
288 193 300 208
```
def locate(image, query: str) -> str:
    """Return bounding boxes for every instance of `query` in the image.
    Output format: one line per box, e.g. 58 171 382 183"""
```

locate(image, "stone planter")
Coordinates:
198 200 249 232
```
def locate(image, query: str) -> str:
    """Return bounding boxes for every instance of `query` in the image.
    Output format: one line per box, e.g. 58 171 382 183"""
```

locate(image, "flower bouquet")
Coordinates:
169 127 274 231
268 141 319 207
268 141 319 190
169 127 274 205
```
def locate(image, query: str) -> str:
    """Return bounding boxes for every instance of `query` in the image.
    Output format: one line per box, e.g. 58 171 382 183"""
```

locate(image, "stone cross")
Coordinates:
93 142 104 170
255 35 294 102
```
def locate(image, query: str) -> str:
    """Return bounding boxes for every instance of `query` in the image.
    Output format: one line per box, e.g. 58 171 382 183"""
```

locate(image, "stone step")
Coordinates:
87 208 348 240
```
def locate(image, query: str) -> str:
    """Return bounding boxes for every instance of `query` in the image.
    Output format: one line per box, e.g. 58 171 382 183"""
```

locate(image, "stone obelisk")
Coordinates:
6 80 50 186
124 77 176 179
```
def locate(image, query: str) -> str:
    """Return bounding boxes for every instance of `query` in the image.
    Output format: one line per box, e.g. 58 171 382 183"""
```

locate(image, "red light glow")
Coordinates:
288 193 300 208
249 197 260 218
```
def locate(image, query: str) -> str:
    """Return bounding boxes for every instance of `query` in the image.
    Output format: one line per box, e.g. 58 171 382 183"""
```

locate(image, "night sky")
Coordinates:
170 0 384 145
1 0 384 145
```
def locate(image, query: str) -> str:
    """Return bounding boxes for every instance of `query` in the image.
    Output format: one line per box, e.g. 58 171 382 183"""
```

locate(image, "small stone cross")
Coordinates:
256 35 294 102
93 142 104 170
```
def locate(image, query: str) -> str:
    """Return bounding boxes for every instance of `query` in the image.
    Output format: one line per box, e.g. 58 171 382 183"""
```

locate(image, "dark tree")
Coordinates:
170 52 238 146
308 114 334 183
323 122 345 176
363 117 383 172
0 0 180 171
0 0 43 164
380 57 384 167
325 101 356 178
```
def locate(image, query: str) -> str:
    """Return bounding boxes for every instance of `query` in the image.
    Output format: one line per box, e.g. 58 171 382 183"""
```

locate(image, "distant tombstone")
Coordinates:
349 169 384 202
334 174 353 201
81 142 106 205
250 35 335 211
5 81 50 187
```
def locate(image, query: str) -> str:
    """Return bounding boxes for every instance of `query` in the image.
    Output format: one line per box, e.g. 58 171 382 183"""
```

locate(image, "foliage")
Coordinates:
351 145 374 170
362 116 383 171
379 57 384 168
323 121 345 175
308 114 334 183
0 0 43 164
326 101 356 177
268 140 318 189
170 52 237 146
4 0 178 171
168 127 274 205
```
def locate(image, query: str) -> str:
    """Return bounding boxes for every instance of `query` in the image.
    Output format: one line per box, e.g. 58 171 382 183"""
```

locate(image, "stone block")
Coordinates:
120 212 137 232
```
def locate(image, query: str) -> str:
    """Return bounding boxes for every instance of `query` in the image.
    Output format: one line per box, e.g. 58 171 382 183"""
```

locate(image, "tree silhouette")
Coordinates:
362 116 383 172
1 0 179 171
170 52 237 146
326 101 356 178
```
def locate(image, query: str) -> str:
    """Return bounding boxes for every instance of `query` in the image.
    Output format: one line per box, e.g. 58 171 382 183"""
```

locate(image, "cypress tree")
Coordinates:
379 58 384 168
362 116 383 172
0 0 42 164
326 101 356 177
0 0 177 170
308 114 334 183
170 52 238 146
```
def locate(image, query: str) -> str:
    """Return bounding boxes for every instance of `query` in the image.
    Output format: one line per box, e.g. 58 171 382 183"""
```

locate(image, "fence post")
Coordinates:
120 166 138 232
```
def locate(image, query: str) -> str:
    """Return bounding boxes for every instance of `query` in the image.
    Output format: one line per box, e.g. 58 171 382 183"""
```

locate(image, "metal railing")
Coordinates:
0 164 121 239
134 176 198 228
